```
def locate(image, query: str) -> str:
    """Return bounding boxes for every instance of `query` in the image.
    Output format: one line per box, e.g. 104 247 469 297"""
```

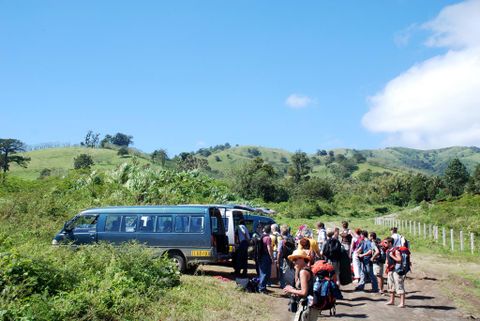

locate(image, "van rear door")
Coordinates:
209 208 228 257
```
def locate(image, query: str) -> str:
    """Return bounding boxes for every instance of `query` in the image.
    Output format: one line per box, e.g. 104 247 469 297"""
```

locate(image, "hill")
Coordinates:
8 145 480 180
9 147 163 180
362 146 480 175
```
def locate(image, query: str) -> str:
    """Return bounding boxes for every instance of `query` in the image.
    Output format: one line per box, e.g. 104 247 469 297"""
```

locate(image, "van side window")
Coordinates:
156 216 173 233
190 216 204 233
138 215 155 233
121 215 138 233
105 215 121 232
175 215 190 233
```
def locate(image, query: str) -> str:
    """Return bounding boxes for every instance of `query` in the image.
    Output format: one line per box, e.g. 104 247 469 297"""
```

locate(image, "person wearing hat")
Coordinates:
283 250 320 321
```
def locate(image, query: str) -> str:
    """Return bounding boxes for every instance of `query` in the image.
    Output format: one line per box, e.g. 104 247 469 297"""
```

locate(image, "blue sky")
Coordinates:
2 0 478 156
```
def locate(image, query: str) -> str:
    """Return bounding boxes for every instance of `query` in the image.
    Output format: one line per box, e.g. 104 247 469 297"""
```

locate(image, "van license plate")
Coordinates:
191 250 210 256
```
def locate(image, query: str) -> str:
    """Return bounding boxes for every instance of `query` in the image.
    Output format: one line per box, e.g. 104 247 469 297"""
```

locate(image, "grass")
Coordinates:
154 275 272 321
398 195 480 233
9 147 160 180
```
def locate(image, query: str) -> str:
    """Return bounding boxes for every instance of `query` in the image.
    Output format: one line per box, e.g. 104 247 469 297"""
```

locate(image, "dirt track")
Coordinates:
197 253 479 321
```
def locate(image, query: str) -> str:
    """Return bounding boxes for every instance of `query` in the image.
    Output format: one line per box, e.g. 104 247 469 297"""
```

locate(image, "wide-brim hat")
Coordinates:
288 249 310 262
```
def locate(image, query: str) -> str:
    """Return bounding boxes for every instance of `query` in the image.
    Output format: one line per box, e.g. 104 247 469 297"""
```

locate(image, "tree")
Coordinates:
444 158 470 196
466 164 480 194
81 130 100 148
151 149 169 166
117 147 129 157
110 133 133 147
288 151 311 183
295 177 335 202
0 138 31 179
176 152 210 171
233 157 278 201
74 154 94 169
247 147 261 157
100 134 113 148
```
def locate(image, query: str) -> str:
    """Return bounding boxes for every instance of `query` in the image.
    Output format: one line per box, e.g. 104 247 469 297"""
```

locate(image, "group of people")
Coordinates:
233 220 410 320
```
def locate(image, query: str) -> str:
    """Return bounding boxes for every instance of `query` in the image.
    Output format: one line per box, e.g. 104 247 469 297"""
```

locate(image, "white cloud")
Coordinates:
362 0 480 149
394 24 417 47
285 94 315 109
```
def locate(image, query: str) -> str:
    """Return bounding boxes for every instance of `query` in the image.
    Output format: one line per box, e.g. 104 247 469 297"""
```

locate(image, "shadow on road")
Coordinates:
408 304 456 311
350 296 385 302
337 301 366 307
407 295 435 300
334 313 368 318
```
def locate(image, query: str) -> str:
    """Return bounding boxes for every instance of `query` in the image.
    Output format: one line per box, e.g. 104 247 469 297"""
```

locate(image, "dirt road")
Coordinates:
197 252 479 321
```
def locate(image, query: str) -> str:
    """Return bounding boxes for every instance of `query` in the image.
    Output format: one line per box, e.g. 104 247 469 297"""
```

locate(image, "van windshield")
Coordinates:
66 214 98 230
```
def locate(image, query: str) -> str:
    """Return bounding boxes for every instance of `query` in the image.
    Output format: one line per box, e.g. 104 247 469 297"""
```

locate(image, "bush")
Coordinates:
73 154 94 169
0 243 180 321
117 147 129 157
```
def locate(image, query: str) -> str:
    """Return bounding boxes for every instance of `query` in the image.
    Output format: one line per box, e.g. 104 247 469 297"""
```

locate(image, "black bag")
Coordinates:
288 296 298 313
253 235 267 259
282 236 296 260
323 239 341 261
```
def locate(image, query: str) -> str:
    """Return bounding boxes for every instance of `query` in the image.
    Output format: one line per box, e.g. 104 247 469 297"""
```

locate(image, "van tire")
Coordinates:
169 253 186 273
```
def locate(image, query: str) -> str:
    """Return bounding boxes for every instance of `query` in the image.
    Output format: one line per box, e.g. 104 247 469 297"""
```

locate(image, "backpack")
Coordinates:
253 235 267 259
312 276 342 315
394 246 411 276
323 238 341 260
401 236 410 249
282 235 296 261
376 246 386 264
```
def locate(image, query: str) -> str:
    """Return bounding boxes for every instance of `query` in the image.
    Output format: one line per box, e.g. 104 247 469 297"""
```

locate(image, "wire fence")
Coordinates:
374 216 478 255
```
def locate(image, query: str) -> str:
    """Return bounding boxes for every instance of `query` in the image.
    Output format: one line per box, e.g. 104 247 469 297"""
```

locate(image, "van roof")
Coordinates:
80 205 217 215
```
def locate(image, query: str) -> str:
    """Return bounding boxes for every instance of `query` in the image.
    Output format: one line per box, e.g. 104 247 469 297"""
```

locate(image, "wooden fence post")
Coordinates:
471 233 474 254
413 221 416 236
423 223 426 239
460 231 464 252
442 227 446 246
450 229 454 251
418 222 421 237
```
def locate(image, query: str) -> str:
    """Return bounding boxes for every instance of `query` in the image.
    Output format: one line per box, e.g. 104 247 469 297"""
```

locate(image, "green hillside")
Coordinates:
8 145 480 181
9 147 161 180
205 145 292 176
363 146 480 175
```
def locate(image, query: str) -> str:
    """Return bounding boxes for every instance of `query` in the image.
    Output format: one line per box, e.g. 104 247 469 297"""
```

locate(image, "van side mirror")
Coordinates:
64 222 73 232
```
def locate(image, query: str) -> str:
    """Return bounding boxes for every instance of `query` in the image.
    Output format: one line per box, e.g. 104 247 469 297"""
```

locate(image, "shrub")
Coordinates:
73 154 94 169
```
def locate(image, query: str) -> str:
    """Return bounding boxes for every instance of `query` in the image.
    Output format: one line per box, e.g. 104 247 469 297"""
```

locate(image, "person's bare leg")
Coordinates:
377 276 384 293
385 292 395 305
398 294 406 308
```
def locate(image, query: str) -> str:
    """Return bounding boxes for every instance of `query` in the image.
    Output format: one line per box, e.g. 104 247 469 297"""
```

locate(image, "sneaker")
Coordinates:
354 287 364 292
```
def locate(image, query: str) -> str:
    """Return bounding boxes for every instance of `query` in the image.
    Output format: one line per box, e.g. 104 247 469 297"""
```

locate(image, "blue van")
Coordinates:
52 205 229 272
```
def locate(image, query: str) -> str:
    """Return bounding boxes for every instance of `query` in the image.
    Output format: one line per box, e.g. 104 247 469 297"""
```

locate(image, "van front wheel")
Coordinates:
170 253 186 273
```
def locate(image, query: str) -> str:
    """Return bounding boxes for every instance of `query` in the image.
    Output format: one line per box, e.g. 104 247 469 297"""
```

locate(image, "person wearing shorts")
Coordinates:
384 237 406 308
370 232 385 293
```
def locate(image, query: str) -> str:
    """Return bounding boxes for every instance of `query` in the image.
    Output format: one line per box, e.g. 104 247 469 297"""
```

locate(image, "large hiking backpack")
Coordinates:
394 246 411 276
323 238 342 261
312 276 343 315
282 236 296 260
253 235 267 259
377 247 387 264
